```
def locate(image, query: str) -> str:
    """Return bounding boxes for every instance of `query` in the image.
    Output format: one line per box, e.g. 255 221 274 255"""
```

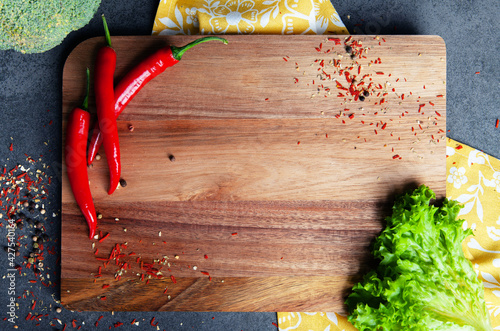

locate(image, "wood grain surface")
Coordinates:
61 35 446 312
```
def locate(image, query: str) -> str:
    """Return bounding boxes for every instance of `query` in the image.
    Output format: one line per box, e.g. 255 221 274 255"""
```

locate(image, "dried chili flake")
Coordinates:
114 322 124 327
170 275 177 283
456 145 463 150
99 232 109 243
435 111 441 117
9 143 13 151
151 317 159 327
328 37 341 45
496 119 499 129
231 232 238 235
392 155 400 159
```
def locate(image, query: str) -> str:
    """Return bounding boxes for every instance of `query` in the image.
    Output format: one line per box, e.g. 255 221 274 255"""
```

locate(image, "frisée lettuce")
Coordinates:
345 185 492 331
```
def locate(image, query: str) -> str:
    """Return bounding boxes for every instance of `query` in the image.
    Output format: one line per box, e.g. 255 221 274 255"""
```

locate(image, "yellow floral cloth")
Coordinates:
152 1 499 329
152 0 348 35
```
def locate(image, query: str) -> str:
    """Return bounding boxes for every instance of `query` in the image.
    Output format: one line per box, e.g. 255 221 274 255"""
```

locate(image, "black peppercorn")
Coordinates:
359 95 365 101
169 154 176 162
119 178 127 188
345 45 352 53
363 90 370 97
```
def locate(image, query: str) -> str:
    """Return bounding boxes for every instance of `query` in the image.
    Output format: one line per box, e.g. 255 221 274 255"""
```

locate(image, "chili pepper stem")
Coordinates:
171 37 228 61
80 68 90 111
101 15 112 48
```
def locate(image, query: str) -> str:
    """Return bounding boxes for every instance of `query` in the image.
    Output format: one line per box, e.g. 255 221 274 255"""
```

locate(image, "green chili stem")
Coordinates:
81 68 90 111
171 37 228 61
102 15 112 48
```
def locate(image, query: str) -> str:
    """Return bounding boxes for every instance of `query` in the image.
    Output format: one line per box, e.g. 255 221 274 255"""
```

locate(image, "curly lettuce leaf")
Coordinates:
345 185 492 331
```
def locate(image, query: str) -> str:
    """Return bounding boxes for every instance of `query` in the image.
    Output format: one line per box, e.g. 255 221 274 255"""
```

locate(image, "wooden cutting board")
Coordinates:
61 35 446 312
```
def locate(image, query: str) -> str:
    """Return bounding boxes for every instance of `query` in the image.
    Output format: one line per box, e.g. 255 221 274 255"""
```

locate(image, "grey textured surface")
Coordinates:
0 0 498 330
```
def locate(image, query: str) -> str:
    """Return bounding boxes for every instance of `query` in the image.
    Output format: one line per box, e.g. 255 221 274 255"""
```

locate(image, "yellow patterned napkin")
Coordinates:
278 138 500 330
447 138 500 325
152 0 348 35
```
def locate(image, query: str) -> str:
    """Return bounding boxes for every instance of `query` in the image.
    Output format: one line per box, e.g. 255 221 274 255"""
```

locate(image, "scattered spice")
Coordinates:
283 36 445 159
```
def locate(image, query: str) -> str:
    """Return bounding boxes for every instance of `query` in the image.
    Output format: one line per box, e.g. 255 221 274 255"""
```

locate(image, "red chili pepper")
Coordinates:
65 68 97 239
94 15 120 194
87 36 228 165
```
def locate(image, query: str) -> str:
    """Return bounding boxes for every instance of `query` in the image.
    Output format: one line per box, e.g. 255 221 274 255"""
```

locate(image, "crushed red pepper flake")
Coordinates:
99 232 110 243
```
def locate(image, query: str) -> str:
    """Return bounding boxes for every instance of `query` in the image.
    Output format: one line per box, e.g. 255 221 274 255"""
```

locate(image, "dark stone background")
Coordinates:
0 0 498 330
